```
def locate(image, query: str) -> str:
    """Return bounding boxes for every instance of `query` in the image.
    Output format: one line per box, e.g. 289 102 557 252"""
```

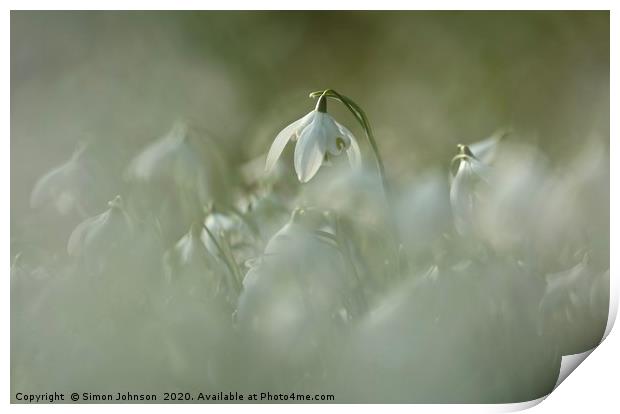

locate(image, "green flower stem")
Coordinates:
450 153 475 172
309 89 391 204
310 89 401 274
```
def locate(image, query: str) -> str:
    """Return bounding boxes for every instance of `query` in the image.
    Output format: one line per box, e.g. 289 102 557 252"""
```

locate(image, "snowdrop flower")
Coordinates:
67 195 133 264
201 211 259 266
164 224 218 280
465 131 505 164
262 207 339 256
265 95 362 183
236 208 350 361
163 223 230 302
30 143 95 216
449 143 494 235
126 121 231 205
541 255 591 311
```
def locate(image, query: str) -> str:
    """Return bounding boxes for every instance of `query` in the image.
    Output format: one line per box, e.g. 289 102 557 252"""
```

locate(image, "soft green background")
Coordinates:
11 11 609 232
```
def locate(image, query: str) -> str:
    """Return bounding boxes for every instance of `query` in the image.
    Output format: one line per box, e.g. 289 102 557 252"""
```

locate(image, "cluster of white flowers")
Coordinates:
13 90 609 403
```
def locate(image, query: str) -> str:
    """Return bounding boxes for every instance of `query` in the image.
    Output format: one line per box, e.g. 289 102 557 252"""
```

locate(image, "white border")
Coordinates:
3 3 616 413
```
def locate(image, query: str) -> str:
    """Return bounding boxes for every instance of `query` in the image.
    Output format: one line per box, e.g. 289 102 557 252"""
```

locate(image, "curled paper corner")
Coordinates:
553 349 595 389
524 348 596 410
552 270 615 390
489 350 598 413
492 269 616 412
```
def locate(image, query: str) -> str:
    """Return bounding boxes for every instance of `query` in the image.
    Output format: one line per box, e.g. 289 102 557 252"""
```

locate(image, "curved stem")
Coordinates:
310 89 401 275
450 153 477 174
310 90 391 204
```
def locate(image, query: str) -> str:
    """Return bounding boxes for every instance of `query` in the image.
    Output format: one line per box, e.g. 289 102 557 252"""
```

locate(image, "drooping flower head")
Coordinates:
236 207 352 361
125 121 233 206
265 95 361 183
449 141 494 236
30 142 99 216
67 195 134 272
163 223 232 305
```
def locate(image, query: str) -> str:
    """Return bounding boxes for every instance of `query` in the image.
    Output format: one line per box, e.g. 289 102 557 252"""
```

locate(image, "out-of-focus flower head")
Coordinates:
261 207 338 257
448 130 511 236
202 210 260 268
67 195 134 269
449 141 494 236
265 95 362 183
237 191 290 238
236 208 353 362
163 223 232 305
125 121 233 206
30 142 97 216
539 254 608 355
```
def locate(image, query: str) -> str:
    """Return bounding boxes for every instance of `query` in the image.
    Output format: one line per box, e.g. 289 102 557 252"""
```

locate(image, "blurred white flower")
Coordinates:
236 208 350 362
165 224 217 278
262 207 338 256
67 195 133 265
448 132 508 235
449 144 493 235
126 121 232 205
204 212 240 237
30 143 94 216
265 96 362 183
539 254 607 354
201 211 259 266
163 223 229 302
465 130 506 164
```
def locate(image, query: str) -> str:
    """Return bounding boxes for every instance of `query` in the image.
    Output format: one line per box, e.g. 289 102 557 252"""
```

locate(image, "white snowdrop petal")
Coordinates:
450 161 476 235
346 136 362 170
294 119 325 183
294 111 317 138
334 120 356 147
469 157 493 184
126 123 186 180
468 134 501 164
319 114 346 155
67 215 98 256
29 143 90 214
30 164 71 209
265 111 314 172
